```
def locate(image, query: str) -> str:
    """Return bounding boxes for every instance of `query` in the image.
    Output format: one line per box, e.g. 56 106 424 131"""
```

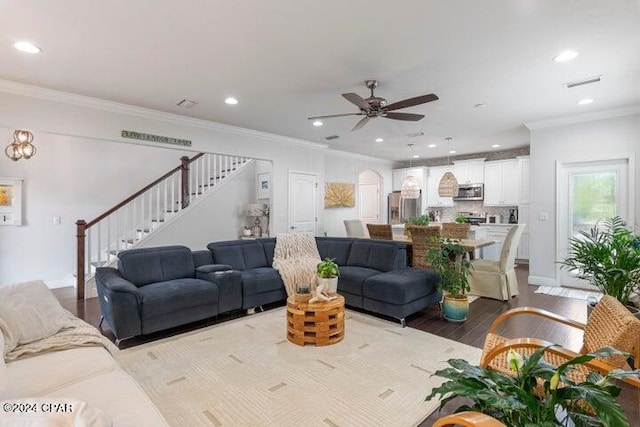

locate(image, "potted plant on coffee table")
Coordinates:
559 216 640 316
426 238 472 322
317 257 340 293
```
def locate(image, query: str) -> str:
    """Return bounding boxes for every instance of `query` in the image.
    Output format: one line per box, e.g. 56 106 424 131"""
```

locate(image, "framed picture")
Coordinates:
324 182 355 208
0 177 23 226
257 172 270 199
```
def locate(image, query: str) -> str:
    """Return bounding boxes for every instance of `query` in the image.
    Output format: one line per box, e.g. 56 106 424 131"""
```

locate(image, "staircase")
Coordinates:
76 153 252 299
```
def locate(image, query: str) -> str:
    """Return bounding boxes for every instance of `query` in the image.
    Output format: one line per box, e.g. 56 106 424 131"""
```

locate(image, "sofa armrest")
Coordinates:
196 264 233 274
197 268 242 313
95 267 143 340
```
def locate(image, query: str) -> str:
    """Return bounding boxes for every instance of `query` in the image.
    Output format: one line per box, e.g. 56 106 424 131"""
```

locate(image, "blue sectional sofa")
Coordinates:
95 245 241 342
207 237 441 326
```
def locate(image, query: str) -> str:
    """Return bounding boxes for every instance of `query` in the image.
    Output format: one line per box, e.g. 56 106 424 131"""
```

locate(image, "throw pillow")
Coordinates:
0 280 70 356
0 398 113 426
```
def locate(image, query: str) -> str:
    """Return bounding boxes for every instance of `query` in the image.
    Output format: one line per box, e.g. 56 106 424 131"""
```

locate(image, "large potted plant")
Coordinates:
426 238 472 322
317 257 340 293
426 346 640 427
559 216 640 313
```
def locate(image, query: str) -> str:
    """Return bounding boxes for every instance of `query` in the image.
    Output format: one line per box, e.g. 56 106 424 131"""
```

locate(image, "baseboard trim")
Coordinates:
528 275 558 287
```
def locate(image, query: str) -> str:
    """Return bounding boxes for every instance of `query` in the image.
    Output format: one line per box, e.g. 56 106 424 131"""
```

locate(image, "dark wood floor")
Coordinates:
53 265 639 426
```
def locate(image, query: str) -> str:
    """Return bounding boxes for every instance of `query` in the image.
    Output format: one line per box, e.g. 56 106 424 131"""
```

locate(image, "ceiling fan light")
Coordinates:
400 175 420 199
438 172 459 198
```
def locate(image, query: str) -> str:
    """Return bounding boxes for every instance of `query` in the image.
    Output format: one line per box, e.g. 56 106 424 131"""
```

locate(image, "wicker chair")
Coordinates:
366 223 393 240
481 295 640 387
442 222 471 240
406 225 441 269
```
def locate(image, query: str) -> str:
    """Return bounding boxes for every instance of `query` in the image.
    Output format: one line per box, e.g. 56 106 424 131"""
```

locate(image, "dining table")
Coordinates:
390 235 496 265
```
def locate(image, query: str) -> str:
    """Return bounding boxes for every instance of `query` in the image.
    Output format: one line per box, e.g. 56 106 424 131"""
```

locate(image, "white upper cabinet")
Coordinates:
392 169 406 191
427 165 455 207
483 159 520 206
518 156 530 205
392 167 426 192
453 158 485 184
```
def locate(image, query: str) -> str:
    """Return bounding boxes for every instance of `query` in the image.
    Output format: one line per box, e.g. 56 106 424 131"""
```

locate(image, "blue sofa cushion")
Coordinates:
258 238 276 264
346 240 401 272
241 267 284 295
208 240 269 270
363 268 440 304
138 278 219 318
316 237 353 266
118 245 195 287
338 266 381 296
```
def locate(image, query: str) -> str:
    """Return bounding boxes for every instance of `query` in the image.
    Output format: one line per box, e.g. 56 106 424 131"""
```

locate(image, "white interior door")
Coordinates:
557 158 631 288
359 182 380 224
288 171 318 233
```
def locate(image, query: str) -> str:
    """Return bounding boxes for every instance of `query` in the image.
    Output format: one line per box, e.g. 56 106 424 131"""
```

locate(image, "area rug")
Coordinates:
118 309 482 427
535 285 602 301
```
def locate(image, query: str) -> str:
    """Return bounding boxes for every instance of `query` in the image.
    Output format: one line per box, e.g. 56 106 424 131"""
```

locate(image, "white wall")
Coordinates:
0 130 192 286
323 151 393 237
529 112 640 286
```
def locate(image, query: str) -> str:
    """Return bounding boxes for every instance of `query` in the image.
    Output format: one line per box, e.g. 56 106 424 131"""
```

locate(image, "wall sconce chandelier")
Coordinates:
5 130 36 161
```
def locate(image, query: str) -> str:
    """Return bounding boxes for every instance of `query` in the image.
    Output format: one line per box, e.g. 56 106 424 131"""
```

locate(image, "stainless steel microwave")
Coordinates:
453 183 484 201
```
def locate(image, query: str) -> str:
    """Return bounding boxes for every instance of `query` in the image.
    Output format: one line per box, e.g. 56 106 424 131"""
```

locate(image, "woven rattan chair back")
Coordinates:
366 223 393 240
406 225 441 269
441 223 470 240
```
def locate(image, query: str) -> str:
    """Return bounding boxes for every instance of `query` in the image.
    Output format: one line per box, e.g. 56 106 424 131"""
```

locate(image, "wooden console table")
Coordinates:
286 294 345 346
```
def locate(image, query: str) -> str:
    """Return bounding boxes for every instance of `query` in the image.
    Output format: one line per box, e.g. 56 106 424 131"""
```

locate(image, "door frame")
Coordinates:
555 154 635 287
287 170 319 234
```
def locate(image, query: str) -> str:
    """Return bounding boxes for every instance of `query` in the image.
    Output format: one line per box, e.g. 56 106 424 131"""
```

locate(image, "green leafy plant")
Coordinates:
455 215 468 224
316 258 339 278
559 216 640 306
426 346 640 427
406 215 430 226
426 238 471 297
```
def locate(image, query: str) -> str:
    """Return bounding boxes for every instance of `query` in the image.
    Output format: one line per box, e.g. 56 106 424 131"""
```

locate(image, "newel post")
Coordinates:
76 219 86 300
180 156 190 209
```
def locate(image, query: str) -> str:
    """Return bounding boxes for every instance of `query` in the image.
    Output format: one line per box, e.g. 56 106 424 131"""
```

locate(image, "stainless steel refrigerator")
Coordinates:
388 191 422 224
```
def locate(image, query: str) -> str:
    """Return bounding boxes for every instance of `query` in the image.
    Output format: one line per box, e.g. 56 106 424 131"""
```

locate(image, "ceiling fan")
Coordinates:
308 80 439 132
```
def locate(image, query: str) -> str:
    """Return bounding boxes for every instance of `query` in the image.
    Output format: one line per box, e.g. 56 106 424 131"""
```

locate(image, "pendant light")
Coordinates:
4 130 36 161
400 144 420 199
438 137 459 197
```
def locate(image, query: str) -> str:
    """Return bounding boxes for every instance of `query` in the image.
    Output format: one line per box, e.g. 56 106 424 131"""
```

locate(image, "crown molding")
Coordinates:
0 79 328 150
524 104 640 130
324 148 392 163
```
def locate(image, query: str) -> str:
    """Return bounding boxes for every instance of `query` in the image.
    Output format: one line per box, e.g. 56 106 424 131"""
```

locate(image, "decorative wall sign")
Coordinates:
121 130 192 147
324 182 355 208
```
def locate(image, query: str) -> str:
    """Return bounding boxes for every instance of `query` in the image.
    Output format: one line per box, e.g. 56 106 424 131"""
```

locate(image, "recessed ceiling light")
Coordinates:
14 41 41 54
553 50 578 63
578 98 594 105
449 150 457 154
375 138 384 143
428 144 436 148
412 154 420 159
312 120 323 127
492 144 500 148
224 97 238 105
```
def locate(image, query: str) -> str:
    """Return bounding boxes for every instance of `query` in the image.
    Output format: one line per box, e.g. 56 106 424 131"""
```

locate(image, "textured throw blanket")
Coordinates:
272 233 321 296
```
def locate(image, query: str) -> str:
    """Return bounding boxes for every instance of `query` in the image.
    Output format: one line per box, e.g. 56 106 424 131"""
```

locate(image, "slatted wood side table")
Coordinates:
286 294 345 346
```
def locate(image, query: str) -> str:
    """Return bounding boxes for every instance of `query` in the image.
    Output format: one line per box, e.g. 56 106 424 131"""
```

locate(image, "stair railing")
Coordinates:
76 152 250 299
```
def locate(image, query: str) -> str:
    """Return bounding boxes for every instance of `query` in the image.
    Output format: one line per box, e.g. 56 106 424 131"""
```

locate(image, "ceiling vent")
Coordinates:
406 132 425 138
177 99 198 108
563 75 602 89
325 135 339 140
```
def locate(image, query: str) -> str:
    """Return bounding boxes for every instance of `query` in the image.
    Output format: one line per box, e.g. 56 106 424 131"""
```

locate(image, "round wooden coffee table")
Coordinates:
286 294 345 346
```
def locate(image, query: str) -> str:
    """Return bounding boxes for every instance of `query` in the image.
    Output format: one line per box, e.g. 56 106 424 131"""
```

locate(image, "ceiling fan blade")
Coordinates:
307 113 363 120
342 93 371 112
384 112 425 121
351 116 370 131
384 93 439 112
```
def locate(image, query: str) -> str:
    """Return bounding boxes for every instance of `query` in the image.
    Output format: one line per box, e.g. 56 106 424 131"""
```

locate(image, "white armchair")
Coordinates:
468 224 524 300
343 219 365 237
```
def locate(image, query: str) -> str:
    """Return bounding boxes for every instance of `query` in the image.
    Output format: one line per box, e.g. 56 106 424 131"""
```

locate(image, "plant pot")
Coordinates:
317 276 338 293
442 294 469 322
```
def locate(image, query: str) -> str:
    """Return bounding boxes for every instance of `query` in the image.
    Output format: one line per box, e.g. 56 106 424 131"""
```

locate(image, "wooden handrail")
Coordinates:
85 152 204 228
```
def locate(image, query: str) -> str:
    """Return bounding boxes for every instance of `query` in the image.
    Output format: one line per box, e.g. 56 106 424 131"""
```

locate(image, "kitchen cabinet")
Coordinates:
517 202 530 261
482 225 512 261
392 167 425 192
483 159 519 206
453 158 485 184
426 165 454 207
518 156 530 205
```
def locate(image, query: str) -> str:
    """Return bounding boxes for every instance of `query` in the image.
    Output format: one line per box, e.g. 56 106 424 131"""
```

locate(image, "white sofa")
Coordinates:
0 280 168 426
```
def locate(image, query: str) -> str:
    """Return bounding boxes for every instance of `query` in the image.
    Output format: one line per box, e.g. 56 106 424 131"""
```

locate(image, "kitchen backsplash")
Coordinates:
427 200 517 223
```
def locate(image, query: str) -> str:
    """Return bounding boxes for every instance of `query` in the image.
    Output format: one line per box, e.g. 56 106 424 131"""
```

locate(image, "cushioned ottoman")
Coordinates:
362 268 441 326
